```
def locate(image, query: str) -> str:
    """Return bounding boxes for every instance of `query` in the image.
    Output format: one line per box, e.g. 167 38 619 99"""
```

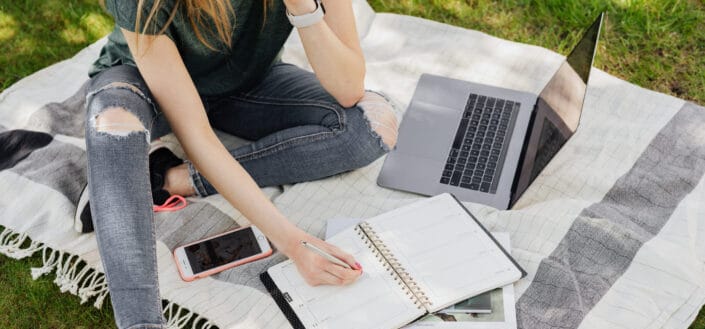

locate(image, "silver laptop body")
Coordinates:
378 14 605 210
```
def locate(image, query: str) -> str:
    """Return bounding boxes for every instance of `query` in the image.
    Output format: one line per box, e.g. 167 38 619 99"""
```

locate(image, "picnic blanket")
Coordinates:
1 1 704 328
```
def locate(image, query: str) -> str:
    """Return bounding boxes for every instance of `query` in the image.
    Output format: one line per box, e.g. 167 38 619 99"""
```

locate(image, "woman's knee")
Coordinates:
356 91 399 150
93 107 146 136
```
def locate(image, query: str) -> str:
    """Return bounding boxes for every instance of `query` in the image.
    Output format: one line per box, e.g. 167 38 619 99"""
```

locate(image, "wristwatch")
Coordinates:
286 0 325 28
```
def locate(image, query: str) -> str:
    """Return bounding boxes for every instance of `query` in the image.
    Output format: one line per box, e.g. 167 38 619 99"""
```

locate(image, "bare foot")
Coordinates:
163 163 196 196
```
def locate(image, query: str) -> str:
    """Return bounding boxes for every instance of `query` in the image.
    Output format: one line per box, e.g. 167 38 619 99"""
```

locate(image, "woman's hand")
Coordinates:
279 227 363 286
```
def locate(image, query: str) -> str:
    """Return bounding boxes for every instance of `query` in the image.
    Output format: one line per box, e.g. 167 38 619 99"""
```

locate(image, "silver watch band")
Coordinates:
286 0 325 28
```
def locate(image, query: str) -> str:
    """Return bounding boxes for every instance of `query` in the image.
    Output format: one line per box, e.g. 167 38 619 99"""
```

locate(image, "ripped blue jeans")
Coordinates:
84 63 396 329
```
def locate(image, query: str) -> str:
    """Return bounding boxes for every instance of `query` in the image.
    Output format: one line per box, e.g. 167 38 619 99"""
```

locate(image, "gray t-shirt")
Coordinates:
90 0 293 96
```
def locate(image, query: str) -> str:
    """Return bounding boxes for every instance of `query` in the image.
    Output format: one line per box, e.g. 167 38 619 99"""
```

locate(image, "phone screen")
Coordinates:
184 227 262 274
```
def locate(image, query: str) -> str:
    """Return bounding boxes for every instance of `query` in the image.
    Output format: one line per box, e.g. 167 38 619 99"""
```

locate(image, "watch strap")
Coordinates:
286 0 325 28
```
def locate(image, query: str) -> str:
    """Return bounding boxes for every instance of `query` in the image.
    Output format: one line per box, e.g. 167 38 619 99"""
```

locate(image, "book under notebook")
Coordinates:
260 193 526 329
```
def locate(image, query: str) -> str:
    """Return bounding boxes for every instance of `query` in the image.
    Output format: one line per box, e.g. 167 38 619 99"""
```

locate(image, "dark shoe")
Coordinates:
149 146 184 205
73 146 184 233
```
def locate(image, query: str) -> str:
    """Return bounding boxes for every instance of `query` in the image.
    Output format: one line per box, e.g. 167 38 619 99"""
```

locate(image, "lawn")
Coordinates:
1 0 704 328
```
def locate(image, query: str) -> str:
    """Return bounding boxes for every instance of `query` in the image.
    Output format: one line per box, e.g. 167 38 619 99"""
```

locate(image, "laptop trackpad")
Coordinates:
397 100 462 159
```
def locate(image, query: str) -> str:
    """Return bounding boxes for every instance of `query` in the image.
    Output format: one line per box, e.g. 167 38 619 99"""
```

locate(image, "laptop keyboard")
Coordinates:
440 94 519 193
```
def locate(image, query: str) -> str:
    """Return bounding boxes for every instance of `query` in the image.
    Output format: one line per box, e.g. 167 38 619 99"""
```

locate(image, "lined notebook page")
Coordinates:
266 226 424 329
365 194 522 312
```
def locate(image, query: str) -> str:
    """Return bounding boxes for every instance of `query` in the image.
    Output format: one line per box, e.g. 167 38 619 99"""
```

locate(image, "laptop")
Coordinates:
378 13 605 210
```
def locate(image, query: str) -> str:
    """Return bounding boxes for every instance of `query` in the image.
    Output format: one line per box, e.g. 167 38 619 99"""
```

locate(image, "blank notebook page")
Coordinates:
366 193 522 312
266 226 424 329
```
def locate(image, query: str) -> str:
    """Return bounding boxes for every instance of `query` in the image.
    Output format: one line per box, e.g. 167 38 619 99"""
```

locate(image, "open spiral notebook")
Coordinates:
260 193 526 329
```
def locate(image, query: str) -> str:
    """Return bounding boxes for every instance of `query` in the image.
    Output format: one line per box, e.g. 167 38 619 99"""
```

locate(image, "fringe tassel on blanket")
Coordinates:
0 229 43 259
24 244 112 309
0 226 217 329
163 301 217 329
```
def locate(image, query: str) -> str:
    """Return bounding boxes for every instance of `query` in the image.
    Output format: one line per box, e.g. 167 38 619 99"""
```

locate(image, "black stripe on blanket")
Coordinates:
516 102 705 329
0 130 53 171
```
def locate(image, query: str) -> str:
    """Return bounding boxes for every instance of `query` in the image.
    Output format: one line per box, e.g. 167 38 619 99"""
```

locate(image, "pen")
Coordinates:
301 241 352 269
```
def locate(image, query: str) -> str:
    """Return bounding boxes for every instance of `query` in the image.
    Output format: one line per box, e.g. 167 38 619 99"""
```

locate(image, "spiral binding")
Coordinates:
356 223 433 310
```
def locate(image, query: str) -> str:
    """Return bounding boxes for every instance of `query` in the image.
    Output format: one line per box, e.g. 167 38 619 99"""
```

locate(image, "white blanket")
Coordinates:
0 1 703 328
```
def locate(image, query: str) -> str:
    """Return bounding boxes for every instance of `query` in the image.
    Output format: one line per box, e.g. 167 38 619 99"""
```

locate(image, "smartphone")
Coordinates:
173 225 272 281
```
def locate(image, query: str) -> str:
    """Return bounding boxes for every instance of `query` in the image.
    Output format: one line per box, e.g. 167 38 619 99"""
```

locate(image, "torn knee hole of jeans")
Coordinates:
358 92 399 149
91 107 148 138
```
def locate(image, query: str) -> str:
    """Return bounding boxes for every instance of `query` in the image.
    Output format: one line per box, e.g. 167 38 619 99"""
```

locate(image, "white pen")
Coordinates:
301 241 353 269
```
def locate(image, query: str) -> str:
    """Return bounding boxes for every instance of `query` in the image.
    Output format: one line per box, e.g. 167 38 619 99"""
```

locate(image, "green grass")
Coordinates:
0 0 112 91
1 0 704 328
0 249 116 328
368 0 705 104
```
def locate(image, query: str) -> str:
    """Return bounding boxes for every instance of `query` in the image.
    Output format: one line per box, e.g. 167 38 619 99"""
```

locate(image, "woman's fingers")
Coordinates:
326 244 362 271
315 270 345 286
302 258 348 286
324 262 360 285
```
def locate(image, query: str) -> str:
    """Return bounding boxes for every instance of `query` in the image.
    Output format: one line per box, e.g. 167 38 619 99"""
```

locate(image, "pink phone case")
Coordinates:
173 226 273 282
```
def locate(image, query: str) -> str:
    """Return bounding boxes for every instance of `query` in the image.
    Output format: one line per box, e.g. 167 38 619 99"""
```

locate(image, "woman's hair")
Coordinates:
104 0 270 51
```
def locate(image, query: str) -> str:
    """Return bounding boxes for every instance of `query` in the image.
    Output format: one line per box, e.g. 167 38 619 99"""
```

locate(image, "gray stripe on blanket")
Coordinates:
8 137 86 205
24 81 88 138
155 200 288 292
516 102 705 329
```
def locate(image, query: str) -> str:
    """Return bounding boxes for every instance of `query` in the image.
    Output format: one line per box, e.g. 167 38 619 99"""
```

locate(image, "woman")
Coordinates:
79 0 398 327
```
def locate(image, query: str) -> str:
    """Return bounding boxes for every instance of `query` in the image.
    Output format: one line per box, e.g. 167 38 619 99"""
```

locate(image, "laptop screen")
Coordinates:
512 13 604 204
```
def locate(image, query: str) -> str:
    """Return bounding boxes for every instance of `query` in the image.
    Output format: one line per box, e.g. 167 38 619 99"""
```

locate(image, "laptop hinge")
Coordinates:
509 102 539 206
